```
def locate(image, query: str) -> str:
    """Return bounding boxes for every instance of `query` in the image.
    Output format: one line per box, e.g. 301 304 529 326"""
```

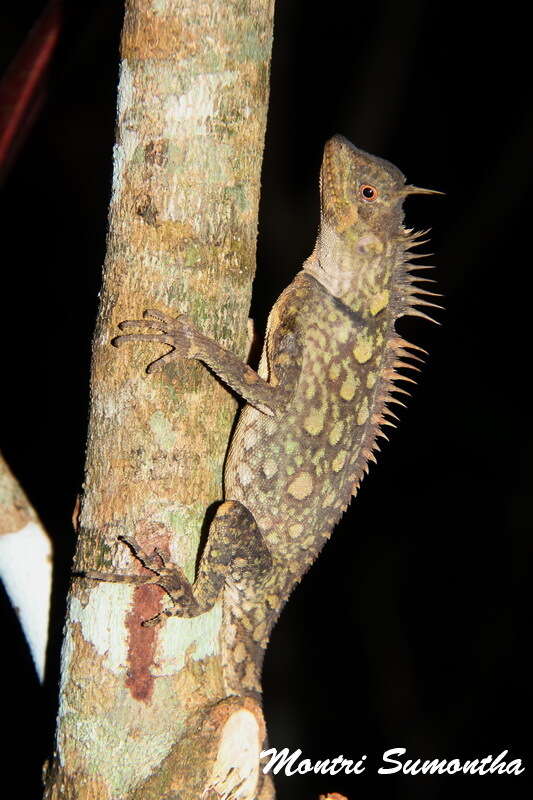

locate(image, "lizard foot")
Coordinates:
112 308 201 372
82 534 201 626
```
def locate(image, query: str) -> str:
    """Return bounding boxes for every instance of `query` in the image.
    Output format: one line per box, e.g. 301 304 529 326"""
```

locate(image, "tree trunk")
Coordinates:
44 1 275 797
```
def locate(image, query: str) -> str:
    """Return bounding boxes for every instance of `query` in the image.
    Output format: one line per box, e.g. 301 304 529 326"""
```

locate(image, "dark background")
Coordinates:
0 2 531 798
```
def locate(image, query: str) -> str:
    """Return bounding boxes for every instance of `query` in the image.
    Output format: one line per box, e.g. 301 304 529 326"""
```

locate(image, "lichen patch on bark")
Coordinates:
69 583 131 673
156 601 223 673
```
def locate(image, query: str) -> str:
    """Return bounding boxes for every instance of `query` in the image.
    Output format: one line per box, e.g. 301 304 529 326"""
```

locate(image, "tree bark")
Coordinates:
44 1 275 797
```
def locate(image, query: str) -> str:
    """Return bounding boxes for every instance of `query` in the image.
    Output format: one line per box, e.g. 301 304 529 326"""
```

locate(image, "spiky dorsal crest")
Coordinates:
350 225 441 498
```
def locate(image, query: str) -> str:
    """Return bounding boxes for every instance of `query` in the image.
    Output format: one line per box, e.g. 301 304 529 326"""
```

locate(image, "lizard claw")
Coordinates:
112 308 201 368
146 351 180 373
81 535 201 622
143 308 176 324
118 318 165 331
118 535 164 571
141 611 168 628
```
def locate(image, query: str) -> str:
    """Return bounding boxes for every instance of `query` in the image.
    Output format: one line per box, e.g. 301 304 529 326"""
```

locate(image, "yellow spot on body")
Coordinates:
322 491 336 508
314 330 326 349
328 311 339 323
332 450 348 472
311 448 325 466
262 459 277 479
337 324 350 343
305 382 316 400
242 426 258 450
370 289 389 316
288 472 314 499
304 408 325 436
289 523 303 538
329 363 341 381
238 463 253 485
366 371 377 389
285 439 297 455
353 332 373 364
340 373 357 401
357 396 370 425
328 420 344 446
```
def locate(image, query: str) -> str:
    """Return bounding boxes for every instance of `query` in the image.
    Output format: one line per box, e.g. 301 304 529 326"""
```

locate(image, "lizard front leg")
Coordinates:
113 309 285 417
83 307 299 624
84 501 273 627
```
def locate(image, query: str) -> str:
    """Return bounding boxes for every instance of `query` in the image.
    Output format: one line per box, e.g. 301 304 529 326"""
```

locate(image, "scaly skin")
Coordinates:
86 135 440 699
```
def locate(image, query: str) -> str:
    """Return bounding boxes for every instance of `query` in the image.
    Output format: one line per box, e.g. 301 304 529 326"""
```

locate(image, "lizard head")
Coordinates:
319 134 407 242
305 135 438 312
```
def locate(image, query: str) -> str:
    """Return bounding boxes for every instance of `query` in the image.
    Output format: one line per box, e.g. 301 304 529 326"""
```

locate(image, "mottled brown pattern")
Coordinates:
87 135 439 701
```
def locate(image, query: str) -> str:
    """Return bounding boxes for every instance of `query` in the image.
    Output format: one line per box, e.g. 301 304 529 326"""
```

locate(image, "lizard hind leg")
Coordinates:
201 501 281 698
82 534 202 623
84 502 273 628
191 500 273 611
146 499 273 627
154 500 275 696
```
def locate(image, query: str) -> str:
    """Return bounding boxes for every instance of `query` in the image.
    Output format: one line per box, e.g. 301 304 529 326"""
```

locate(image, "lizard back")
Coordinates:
221 137 439 694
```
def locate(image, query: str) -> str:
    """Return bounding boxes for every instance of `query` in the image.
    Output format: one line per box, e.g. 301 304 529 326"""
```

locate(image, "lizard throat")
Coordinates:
303 245 395 319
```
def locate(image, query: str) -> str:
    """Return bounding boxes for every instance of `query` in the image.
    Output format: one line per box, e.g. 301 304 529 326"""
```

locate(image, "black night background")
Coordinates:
0 2 531 798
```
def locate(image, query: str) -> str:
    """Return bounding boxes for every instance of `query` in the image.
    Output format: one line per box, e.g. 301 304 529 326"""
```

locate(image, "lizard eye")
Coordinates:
360 184 378 202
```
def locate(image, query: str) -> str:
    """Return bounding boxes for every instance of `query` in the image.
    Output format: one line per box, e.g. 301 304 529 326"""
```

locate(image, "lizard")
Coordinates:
85 134 440 702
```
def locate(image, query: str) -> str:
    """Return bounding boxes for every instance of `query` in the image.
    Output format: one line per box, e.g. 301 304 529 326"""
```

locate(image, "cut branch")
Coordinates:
0 450 52 682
